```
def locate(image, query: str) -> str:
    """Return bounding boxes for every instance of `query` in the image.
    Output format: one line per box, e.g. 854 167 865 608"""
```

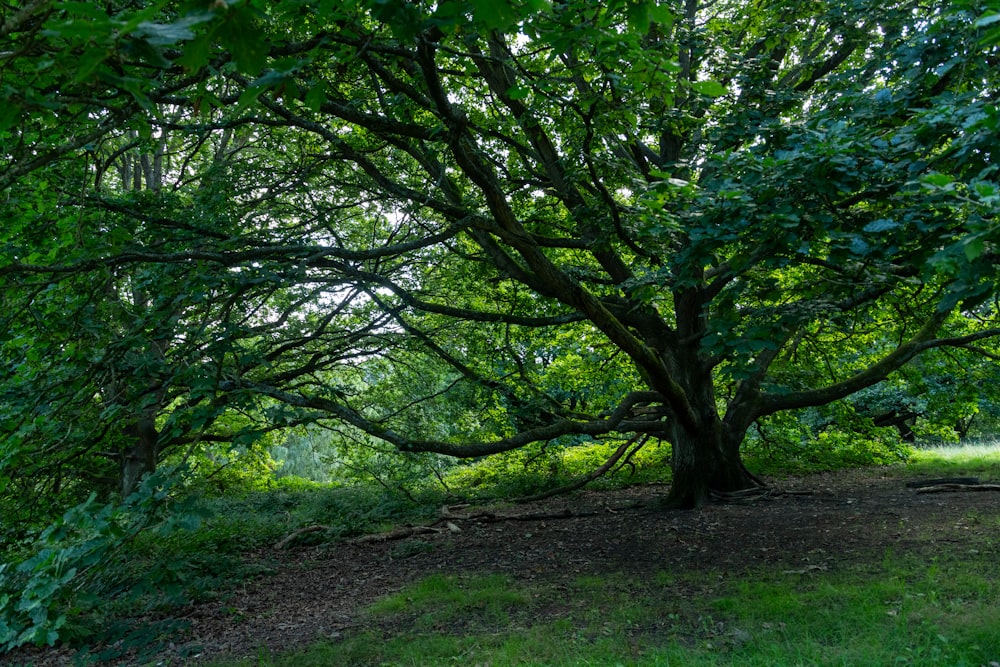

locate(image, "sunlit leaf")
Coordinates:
691 80 727 97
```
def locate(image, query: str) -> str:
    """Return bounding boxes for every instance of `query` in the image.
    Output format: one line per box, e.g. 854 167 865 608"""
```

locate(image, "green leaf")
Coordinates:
54 1 114 21
863 219 899 233
849 235 870 256
132 10 219 53
691 80 728 97
972 181 998 200
236 84 267 111
0 103 19 133
72 48 111 84
627 2 651 33
525 0 551 10
974 12 1000 27
506 85 530 100
121 37 172 68
304 82 327 112
218 6 269 75
469 0 519 30
920 172 955 188
964 237 985 262
176 31 215 71
649 5 675 29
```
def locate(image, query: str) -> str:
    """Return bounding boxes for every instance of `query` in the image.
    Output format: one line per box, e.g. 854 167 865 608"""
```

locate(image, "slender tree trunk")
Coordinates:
121 413 159 496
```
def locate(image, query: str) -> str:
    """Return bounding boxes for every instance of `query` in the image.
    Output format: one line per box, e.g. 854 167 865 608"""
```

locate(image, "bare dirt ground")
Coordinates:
8 466 1000 666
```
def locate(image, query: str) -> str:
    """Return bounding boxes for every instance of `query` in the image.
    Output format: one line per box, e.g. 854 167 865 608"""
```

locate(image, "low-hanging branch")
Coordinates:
513 434 650 504
227 379 666 458
0 225 466 277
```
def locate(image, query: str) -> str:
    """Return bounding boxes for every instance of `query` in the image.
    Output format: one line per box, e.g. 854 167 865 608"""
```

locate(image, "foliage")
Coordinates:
745 408 913 475
272 427 340 483
183 441 283 496
2 0 1000 650
440 437 669 499
0 468 206 652
3 0 1000 516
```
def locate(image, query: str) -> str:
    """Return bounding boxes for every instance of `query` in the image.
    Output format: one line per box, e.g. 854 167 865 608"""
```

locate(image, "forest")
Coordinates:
2 0 1000 663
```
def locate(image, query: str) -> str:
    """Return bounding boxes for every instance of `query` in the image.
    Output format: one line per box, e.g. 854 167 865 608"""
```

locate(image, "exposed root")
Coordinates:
709 487 775 503
709 485 816 504
905 477 1000 493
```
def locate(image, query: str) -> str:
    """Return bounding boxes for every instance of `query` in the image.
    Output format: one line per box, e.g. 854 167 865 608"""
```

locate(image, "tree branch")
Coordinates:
229 380 665 458
760 314 1000 415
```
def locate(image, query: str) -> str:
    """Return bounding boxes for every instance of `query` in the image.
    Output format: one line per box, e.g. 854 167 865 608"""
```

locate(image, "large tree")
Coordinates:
2 0 999 509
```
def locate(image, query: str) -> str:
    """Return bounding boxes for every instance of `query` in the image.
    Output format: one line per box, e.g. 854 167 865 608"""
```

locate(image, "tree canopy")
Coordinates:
2 0 1000 520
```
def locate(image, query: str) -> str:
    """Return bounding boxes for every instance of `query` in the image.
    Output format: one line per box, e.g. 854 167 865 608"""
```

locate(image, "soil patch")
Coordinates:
9 466 1000 666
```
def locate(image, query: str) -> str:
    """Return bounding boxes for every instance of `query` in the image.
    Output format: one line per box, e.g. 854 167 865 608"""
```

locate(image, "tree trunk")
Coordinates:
663 419 759 509
121 414 159 496
651 318 761 508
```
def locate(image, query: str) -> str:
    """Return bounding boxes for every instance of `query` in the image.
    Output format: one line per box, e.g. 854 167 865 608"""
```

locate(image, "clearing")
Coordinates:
10 465 1000 666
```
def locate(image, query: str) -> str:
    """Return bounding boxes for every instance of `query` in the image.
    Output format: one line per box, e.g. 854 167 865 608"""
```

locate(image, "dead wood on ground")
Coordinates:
914 483 1000 494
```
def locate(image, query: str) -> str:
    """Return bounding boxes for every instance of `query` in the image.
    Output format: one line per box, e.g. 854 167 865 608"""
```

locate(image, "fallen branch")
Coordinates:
914 483 1000 494
906 477 980 489
481 508 598 522
277 503 603 549
710 487 774 503
351 524 448 544
348 506 598 545
274 524 332 550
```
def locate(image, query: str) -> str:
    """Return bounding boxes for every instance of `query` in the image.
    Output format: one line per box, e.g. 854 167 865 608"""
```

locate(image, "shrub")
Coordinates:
0 469 206 652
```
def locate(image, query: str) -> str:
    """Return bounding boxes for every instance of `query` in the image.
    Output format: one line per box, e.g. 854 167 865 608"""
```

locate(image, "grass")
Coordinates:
367 573 531 631
214 552 1000 666
208 441 1000 667
908 439 1000 478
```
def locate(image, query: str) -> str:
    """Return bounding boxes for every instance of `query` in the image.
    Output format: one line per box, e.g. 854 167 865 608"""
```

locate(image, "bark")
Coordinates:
121 414 159 496
663 419 759 509
639 278 756 508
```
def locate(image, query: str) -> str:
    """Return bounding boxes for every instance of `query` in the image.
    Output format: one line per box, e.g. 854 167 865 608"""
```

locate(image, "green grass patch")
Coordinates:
709 554 1000 666
368 573 530 632
210 547 1000 667
908 439 1000 479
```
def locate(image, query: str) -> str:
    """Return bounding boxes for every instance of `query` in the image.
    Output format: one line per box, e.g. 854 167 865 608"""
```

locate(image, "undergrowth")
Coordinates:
3 439 998 662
